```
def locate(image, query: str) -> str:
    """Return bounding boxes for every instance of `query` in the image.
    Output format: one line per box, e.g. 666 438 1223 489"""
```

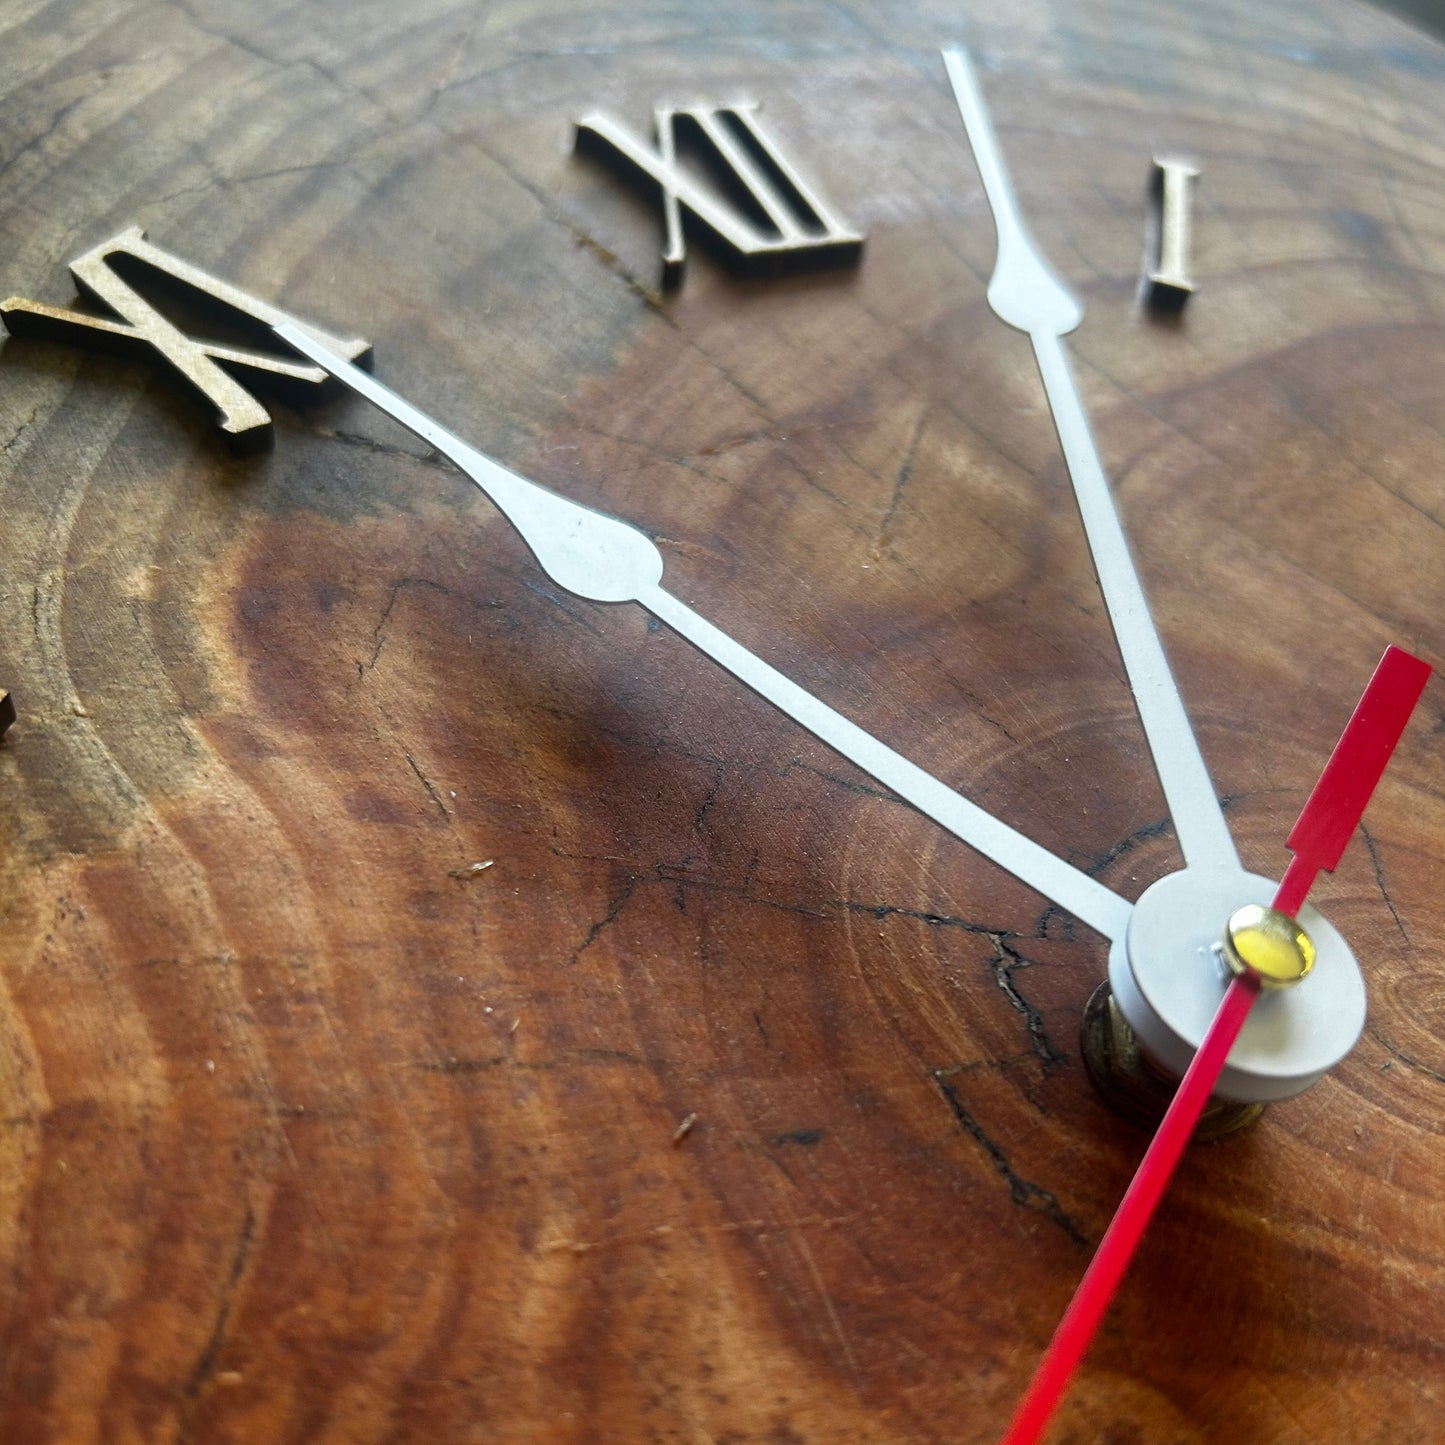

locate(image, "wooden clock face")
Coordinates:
1 2 1442 1442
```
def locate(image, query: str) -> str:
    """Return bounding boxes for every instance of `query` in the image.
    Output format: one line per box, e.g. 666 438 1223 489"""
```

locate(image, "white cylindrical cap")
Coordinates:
1108 867 1367 1103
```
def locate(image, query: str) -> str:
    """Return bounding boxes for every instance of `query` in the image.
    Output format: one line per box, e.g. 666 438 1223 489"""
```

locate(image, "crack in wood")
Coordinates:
570 872 644 965
404 751 451 819
986 932 1067 1065
871 408 927 560
180 1199 256 1412
1371 1032 1445 1087
931 1069 1085 1246
1360 823 1409 943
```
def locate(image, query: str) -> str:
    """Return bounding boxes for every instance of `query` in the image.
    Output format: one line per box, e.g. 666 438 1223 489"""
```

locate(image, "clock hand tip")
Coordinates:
939 46 1083 338
940 44 973 77
1275 644 1432 917
274 319 339 367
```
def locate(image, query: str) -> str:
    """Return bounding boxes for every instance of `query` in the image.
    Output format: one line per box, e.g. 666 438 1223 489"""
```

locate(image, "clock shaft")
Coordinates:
277 323 1133 941
943 46 1238 876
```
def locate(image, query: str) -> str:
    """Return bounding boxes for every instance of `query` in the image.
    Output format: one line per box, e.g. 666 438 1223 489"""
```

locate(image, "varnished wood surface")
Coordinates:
2 2 1443 1441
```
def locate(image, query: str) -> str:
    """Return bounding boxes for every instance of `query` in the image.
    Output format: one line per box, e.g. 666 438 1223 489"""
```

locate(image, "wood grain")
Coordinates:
1 2 1442 1441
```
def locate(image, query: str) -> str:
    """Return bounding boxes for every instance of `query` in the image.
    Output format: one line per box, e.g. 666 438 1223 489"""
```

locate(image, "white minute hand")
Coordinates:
277 322 1133 943
943 46 1238 873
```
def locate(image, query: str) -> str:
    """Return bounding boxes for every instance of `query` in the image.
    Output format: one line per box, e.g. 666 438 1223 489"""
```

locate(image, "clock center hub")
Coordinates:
1100 867 1366 1107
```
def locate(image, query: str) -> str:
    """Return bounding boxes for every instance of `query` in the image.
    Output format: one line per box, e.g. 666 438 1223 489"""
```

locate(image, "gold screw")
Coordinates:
1222 904 1316 989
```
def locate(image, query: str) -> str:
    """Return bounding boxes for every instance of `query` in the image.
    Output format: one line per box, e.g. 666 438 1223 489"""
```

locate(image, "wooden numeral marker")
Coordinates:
1146 157 1199 311
574 103 864 287
2 228 371 452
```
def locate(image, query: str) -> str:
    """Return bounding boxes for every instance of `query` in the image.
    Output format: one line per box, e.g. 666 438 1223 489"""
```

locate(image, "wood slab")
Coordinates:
1 1 1442 1440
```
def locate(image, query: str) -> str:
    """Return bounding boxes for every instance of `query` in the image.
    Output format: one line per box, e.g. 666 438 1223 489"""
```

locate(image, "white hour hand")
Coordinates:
942 46 1238 874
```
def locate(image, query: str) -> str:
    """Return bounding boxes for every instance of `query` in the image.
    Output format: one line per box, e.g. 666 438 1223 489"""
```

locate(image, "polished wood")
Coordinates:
1 2 1442 1441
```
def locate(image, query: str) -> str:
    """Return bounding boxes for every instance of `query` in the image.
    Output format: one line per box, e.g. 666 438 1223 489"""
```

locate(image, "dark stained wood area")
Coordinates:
1 1 1443 1441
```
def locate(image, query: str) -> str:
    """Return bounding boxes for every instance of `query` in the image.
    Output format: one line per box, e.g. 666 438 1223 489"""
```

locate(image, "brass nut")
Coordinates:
1222 904 1316 989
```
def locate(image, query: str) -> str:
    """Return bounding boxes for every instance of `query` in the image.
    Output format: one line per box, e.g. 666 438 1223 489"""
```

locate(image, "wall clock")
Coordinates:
1 2 1441 1443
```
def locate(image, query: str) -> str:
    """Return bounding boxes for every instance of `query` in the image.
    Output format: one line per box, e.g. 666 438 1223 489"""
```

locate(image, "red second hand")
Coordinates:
999 973 1259 1445
1275 646 1431 915
1000 645 1432 1445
